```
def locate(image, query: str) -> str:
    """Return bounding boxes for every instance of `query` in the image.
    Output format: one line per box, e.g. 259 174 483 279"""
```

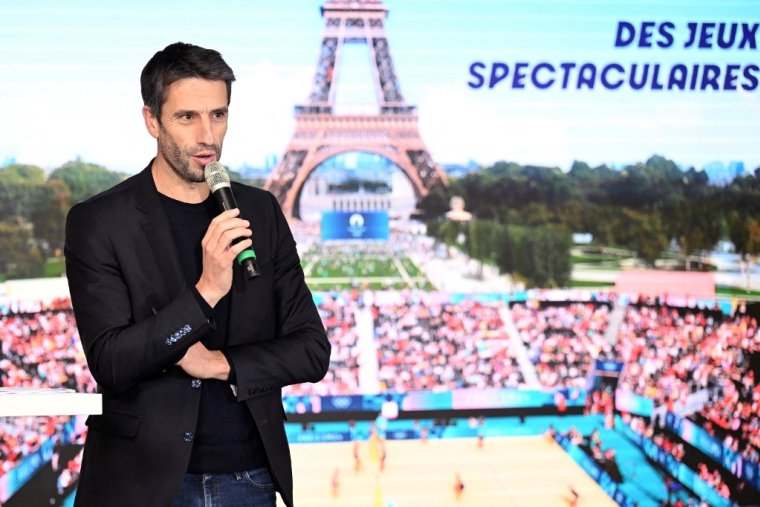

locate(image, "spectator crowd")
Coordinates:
2 290 759 504
373 296 523 392
615 306 760 466
1 306 94 393
512 303 611 388
282 293 361 396
1 300 95 478
0 416 71 475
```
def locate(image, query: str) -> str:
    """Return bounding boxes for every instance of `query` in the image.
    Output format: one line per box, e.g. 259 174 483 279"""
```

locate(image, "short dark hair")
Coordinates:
140 42 236 121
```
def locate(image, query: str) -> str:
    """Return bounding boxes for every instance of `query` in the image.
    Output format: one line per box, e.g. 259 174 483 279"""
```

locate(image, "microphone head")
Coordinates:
204 161 231 192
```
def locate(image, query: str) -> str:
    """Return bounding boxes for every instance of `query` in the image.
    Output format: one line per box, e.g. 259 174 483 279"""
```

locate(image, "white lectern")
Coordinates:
0 388 102 417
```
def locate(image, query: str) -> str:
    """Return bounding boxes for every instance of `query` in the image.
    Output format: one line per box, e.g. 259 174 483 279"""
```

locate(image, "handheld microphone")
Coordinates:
204 161 260 280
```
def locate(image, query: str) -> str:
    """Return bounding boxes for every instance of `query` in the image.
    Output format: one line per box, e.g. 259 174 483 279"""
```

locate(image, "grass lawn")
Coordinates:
568 282 760 296
43 258 66 277
303 255 432 290
311 257 398 278
715 286 760 297
399 258 423 277
306 280 410 291
573 265 625 271
569 280 615 288
571 255 628 265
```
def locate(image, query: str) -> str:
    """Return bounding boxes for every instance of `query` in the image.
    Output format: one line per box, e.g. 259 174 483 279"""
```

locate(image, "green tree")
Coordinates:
31 180 71 256
1 164 46 183
0 164 73 260
494 224 518 275
466 220 501 279
722 180 760 290
493 224 571 288
727 212 760 291
0 164 49 221
581 204 620 247
616 209 669 266
49 158 124 203
522 226 572 287
437 220 459 247
418 183 459 220
665 196 723 270
0 219 44 279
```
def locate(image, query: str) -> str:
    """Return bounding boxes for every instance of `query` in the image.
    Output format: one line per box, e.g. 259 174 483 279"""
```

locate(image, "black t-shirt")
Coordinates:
161 193 267 473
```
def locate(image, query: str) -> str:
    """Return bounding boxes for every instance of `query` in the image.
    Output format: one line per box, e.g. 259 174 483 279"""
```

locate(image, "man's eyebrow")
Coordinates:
212 106 229 115
172 109 197 117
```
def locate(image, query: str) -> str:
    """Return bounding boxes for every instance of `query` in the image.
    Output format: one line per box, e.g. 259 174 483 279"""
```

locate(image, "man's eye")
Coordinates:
213 112 226 119
181 114 192 120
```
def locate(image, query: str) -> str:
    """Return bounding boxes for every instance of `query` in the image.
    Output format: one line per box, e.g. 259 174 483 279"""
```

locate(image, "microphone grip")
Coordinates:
214 187 238 212
212 188 260 280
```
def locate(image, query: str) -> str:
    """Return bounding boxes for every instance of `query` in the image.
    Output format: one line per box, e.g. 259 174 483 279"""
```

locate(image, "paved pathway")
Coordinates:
354 306 380 394
498 306 540 388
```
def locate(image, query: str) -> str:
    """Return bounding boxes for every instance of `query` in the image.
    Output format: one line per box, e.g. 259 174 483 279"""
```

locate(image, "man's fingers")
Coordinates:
197 210 253 303
177 342 206 366
204 209 241 243
211 208 240 224
206 219 251 253
215 227 252 255
228 238 253 259
221 226 252 243
206 217 248 242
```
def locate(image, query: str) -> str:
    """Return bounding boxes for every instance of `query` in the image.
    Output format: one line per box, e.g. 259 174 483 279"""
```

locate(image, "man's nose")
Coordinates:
197 117 214 146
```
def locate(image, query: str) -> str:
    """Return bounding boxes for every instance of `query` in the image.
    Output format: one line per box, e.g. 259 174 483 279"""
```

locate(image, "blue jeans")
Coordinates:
171 467 277 507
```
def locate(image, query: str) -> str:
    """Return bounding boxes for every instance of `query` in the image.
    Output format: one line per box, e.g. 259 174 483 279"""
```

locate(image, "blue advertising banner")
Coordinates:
667 412 722 461
321 211 389 241
288 430 352 444
282 388 586 414
282 393 394 413
0 419 77 502
615 389 654 416
284 416 595 445
594 359 625 374
666 412 760 493
553 434 637 507
385 429 418 441
0 438 55 502
621 421 736 507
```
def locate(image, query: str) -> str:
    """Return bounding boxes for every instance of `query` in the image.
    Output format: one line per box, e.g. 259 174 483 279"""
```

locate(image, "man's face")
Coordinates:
152 78 229 183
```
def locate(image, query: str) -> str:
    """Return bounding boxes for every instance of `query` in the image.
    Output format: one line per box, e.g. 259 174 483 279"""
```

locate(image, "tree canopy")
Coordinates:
421 155 757 287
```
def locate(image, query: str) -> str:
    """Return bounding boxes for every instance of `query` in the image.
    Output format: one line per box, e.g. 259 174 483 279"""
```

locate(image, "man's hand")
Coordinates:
195 208 252 307
176 342 231 381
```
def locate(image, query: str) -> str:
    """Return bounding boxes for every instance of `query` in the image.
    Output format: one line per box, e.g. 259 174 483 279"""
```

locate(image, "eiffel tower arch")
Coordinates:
264 0 448 219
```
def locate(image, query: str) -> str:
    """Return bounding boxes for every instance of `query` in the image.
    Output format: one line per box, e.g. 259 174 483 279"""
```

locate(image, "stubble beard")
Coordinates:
158 125 222 184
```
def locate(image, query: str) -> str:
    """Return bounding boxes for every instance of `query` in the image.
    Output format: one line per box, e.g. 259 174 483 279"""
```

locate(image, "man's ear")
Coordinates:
142 105 160 139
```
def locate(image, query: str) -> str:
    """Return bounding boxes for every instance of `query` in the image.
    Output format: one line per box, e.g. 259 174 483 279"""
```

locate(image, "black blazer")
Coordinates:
64 163 330 507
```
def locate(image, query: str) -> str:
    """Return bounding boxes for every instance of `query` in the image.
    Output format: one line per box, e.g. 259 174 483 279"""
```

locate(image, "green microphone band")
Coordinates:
236 250 257 264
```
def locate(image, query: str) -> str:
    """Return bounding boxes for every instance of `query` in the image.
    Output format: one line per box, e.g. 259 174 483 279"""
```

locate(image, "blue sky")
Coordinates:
1 0 758 174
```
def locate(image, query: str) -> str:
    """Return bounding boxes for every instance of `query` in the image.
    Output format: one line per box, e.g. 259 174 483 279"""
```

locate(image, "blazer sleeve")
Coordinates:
65 201 212 396
224 193 330 402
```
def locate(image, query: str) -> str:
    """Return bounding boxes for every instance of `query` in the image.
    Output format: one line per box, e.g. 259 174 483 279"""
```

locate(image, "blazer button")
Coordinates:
183 432 194 442
191 379 202 389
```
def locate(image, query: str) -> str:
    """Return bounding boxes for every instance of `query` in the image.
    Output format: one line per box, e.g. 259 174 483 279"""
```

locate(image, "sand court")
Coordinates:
278 436 618 506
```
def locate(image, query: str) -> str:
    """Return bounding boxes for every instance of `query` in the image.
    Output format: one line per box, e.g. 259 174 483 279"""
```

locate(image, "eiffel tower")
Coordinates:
264 0 448 218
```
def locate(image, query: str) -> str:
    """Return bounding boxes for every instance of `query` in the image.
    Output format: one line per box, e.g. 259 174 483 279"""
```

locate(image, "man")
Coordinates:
65 42 330 507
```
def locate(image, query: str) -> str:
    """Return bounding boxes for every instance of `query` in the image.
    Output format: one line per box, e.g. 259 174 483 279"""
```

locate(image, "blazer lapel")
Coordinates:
135 164 187 302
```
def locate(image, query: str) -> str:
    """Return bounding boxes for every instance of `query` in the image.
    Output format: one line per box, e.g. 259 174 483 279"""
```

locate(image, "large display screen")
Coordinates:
1 0 758 504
